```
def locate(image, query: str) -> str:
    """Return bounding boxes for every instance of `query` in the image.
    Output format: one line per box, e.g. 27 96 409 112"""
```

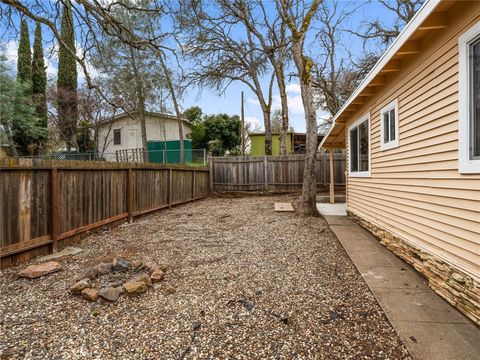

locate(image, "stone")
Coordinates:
18 261 62 279
132 260 143 269
164 283 176 295
144 261 160 274
71 278 92 294
96 263 112 276
37 247 82 262
150 270 164 283
132 273 152 287
112 257 131 272
81 288 99 301
75 268 98 281
99 287 123 302
123 281 148 295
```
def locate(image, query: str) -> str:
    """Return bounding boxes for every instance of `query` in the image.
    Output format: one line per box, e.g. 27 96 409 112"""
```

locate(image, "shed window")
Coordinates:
380 99 399 150
349 113 370 177
459 20 480 173
113 129 121 145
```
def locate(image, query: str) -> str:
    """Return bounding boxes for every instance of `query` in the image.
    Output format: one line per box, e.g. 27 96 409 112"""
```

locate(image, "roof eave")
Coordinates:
319 0 442 149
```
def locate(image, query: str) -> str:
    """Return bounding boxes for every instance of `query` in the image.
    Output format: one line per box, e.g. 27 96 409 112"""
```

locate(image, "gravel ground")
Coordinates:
0 195 410 359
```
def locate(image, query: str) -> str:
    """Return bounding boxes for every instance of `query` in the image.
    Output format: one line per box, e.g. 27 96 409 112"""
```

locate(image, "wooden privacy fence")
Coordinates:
0 159 209 267
210 153 345 193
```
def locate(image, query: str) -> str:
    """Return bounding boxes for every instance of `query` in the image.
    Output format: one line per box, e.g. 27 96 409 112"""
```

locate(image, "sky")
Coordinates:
0 1 400 133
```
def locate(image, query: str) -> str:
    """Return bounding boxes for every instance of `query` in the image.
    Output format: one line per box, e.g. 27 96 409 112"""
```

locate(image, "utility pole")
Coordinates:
241 91 245 155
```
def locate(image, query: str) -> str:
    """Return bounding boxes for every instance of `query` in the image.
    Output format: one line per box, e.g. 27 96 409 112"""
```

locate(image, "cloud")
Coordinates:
3 40 18 64
286 83 301 94
246 97 259 106
244 116 261 130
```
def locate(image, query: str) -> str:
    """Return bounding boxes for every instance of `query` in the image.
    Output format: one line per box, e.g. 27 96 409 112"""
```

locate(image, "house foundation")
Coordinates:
347 210 480 326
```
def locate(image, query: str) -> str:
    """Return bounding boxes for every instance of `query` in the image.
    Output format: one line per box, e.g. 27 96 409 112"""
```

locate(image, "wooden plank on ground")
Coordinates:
274 203 295 212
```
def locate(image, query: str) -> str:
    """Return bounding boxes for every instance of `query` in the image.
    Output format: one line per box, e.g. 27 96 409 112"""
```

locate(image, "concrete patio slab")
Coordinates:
316 203 347 216
324 215 480 360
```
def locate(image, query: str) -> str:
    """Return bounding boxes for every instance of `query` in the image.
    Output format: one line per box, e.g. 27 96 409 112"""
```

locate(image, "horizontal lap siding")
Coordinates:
346 6 480 279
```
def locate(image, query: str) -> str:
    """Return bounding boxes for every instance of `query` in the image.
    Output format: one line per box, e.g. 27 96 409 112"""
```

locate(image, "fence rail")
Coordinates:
210 153 345 193
0 159 209 267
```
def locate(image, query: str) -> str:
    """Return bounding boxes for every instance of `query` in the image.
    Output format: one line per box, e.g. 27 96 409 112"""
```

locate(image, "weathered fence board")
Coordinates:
210 153 345 193
0 159 209 267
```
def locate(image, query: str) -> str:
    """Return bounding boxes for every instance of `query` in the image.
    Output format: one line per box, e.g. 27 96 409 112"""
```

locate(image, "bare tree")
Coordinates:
179 0 275 155
351 0 424 46
276 0 322 216
0 1 180 117
220 0 291 155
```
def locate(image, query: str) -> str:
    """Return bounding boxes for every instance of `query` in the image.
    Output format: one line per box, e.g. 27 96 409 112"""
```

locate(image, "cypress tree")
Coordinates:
57 1 78 151
32 22 48 150
13 19 35 154
17 19 32 88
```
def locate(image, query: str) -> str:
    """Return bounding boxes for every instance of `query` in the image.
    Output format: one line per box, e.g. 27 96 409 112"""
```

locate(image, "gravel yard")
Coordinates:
0 195 410 359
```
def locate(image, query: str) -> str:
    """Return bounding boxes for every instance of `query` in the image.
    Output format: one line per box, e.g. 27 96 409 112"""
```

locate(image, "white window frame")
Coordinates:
458 20 480 174
380 99 399 151
348 112 371 177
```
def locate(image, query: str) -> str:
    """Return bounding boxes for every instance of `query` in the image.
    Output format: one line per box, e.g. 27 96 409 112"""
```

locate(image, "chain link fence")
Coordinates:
17 148 208 165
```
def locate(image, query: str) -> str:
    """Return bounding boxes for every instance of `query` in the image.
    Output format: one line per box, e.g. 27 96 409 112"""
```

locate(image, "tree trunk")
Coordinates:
292 44 319 216
4 123 18 157
276 63 289 155
262 106 272 155
158 53 184 164
129 46 149 163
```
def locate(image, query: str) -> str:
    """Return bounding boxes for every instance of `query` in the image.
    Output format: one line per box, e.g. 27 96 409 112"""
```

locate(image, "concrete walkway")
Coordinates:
324 215 480 360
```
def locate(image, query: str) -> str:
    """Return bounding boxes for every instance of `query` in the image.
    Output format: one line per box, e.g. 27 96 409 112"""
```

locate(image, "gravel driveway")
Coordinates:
0 195 410 359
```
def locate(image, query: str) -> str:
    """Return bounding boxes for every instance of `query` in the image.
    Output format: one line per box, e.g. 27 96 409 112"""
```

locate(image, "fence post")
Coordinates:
168 168 173 208
127 168 133 222
264 155 268 192
50 167 58 252
209 156 213 193
329 151 335 204
192 169 196 200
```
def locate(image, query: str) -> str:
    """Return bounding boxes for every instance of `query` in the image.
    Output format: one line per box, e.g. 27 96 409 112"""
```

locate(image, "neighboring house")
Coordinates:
250 132 324 156
97 111 192 162
320 0 479 325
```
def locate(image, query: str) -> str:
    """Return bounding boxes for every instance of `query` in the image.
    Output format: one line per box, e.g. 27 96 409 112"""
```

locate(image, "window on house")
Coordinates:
459 20 480 173
113 129 121 145
471 38 480 159
380 99 399 150
349 114 370 176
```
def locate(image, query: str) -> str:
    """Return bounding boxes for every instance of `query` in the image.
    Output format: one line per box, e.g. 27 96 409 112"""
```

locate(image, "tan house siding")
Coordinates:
344 0 480 294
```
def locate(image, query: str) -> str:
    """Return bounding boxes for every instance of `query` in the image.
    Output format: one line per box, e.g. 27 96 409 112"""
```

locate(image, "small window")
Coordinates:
349 113 370 177
459 20 480 173
380 99 399 150
113 129 121 145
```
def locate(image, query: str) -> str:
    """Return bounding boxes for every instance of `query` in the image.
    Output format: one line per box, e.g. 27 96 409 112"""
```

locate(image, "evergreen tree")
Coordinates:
57 1 78 151
76 120 94 153
17 19 32 89
12 19 36 154
32 22 48 150
1 56 46 156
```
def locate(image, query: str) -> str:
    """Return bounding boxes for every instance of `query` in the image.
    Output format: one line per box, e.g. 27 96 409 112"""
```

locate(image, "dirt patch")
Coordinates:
0 195 410 359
